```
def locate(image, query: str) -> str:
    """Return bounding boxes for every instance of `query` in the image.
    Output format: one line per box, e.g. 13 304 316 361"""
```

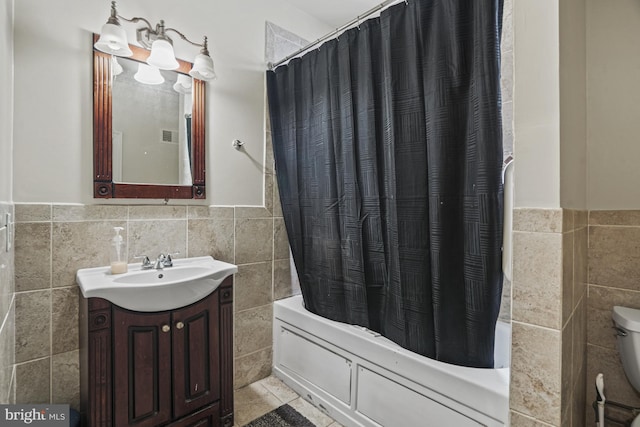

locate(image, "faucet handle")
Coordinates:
134 255 152 269
164 251 180 267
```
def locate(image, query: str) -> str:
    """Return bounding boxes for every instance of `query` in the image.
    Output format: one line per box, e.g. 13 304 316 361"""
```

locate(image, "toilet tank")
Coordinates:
612 306 640 392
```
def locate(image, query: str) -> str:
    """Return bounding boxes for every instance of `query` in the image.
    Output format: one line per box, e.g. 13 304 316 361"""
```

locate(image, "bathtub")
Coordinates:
273 295 510 427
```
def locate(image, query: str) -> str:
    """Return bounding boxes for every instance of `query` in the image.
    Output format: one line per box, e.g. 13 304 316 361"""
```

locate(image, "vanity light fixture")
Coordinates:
95 1 217 81
134 63 164 85
111 57 123 76
173 74 193 94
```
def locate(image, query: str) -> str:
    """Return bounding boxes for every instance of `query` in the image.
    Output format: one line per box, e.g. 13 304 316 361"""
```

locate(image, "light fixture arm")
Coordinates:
117 15 153 31
165 29 208 51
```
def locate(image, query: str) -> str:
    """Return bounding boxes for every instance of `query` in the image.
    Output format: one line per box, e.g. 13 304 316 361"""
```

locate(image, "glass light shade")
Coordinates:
134 63 164 85
173 74 192 94
94 23 133 57
189 53 217 81
111 57 123 76
147 39 179 70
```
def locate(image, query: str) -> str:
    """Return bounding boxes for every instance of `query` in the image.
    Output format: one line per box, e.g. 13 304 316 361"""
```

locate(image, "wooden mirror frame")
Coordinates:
93 36 206 199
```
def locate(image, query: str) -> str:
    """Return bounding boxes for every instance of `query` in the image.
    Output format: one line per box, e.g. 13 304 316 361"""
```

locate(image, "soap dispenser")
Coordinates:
110 226 128 274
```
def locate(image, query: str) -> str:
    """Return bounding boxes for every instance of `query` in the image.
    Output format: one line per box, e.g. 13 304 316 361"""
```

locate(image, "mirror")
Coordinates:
93 37 206 199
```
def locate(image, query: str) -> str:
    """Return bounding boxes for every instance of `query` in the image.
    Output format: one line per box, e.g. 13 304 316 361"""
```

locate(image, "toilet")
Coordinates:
611 306 640 426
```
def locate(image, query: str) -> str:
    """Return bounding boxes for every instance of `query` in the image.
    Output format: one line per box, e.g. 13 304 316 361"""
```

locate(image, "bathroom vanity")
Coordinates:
79 273 234 427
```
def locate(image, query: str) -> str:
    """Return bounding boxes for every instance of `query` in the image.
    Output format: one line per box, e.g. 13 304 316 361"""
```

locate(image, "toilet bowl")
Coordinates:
612 306 640 425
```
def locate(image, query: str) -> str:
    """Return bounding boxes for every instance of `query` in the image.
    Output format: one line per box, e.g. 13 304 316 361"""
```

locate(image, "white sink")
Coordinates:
76 256 237 312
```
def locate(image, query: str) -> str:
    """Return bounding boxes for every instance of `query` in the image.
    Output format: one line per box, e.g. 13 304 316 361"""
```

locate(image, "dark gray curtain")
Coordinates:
267 0 504 368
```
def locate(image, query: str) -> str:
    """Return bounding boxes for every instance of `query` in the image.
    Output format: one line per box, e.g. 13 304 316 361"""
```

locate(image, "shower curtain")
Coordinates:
267 0 504 368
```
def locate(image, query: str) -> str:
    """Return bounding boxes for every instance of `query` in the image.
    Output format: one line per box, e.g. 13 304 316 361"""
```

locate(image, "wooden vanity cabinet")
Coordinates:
80 276 234 427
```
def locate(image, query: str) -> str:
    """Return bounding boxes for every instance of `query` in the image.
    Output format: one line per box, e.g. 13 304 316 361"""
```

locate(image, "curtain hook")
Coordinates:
357 15 361 30
405 0 409 4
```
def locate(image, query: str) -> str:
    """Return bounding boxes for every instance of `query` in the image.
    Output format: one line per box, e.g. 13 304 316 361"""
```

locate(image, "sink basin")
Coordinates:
76 256 238 312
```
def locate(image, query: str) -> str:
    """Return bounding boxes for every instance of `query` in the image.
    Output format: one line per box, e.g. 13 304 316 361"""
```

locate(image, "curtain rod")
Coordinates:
268 0 407 70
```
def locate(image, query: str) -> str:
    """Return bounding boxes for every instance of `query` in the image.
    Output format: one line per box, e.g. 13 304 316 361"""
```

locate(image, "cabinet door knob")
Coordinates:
176 321 184 330
162 324 170 333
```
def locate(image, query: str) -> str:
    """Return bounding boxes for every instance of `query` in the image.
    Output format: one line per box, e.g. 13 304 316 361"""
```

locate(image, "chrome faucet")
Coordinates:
154 254 167 270
135 252 179 270
135 255 153 270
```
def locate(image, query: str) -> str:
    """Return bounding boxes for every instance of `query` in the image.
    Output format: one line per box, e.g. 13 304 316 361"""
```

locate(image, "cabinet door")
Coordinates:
167 403 220 427
172 290 220 419
113 308 172 427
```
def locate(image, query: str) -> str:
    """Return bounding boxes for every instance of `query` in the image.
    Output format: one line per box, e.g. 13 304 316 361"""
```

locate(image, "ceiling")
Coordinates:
283 0 383 28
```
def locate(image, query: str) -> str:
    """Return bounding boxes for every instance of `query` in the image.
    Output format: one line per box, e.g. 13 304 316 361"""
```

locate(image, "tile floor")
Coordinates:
233 375 344 427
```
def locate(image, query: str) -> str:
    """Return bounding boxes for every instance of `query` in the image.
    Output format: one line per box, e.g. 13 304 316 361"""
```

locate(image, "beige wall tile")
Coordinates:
273 218 289 261
563 209 575 233
589 210 640 226
571 358 586 427
264 174 274 215
274 259 299 301
510 322 561 425
236 219 274 264
563 232 574 326
51 287 78 355
513 208 563 233
128 205 186 220
501 39 514 104
187 218 234 263
15 290 50 363
52 221 122 288
15 223 50 292
574 210 588 229
572 298 586 391
52 205 127 222
52 350 79 410
234 304 273 357
234 348 272 390
0 303 14 404
589 226 640 289
265 132 274 176
15 357 49 404
273 178 283 219
235 207 272 219
561 318 573 424
499 278 512 323
14 203 51 222
0 230 14 324
235 262 273 312
187 206 234 219
512 232 563 328
128 219 187 262
573 226 587 308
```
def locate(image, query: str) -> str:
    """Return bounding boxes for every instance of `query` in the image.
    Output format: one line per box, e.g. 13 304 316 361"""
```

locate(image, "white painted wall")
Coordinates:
513 0 588 210
560 0 587 210
12 0 332 204
0 0 13 202
513 0 561 208
587 0 640 210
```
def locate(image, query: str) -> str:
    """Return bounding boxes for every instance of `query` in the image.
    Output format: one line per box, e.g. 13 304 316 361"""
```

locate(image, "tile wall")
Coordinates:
0 202 15 404
586 211 640 425
12 174 294 409
509 208 587 426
